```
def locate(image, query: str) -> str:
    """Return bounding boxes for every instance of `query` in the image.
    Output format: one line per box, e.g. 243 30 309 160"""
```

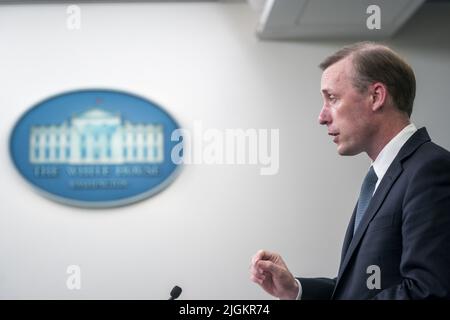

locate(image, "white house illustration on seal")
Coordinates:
29 108 164 164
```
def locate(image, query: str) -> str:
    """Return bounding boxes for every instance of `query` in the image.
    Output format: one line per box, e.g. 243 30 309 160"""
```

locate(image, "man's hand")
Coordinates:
250 249 299 300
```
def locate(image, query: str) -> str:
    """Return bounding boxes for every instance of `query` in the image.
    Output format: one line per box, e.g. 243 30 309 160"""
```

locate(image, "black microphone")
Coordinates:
168 285 182 300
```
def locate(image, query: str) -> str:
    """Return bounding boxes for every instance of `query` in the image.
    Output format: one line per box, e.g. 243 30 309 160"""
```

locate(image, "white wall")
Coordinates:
0 2 449 299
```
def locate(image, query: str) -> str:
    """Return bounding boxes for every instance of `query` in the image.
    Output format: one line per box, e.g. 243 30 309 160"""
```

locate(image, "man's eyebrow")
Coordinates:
321 89 330 95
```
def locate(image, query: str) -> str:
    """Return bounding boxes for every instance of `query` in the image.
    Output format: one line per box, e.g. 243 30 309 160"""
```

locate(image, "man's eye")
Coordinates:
329 95 336 102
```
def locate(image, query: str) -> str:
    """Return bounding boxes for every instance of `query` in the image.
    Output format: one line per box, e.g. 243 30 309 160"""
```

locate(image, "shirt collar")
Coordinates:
372 123 417 187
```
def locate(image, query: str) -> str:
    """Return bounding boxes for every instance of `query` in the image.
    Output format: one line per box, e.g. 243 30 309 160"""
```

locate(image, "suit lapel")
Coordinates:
339 205 356 266
331 127 431 298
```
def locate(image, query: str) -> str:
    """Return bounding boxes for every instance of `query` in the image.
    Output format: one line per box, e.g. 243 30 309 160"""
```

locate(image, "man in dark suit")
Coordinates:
250 42 450 299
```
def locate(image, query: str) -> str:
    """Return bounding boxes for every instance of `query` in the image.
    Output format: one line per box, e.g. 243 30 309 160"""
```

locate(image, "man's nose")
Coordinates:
318 106 330 125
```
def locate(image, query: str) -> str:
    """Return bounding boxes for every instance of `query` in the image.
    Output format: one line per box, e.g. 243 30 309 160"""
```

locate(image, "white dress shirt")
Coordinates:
372 123 417 192
295 123 418 300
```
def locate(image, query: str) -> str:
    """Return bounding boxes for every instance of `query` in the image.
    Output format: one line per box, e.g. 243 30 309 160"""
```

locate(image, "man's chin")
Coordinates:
337 149 350 156
337 145 360 156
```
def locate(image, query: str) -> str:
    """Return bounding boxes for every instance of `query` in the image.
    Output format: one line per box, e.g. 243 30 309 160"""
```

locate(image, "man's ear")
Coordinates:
370 82 388 112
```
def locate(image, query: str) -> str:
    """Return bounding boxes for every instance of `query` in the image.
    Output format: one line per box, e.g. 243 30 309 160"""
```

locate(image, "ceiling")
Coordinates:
251 0 427 40
1 0 444 41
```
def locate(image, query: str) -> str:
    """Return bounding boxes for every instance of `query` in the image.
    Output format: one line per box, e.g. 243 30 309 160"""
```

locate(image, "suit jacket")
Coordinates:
298 127 450 299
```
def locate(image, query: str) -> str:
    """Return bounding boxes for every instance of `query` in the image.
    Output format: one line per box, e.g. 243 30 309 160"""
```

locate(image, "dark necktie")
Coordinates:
354 166 378 234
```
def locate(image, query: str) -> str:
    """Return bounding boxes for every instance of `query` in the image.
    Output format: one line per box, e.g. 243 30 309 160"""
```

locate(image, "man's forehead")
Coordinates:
321 58 353 88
